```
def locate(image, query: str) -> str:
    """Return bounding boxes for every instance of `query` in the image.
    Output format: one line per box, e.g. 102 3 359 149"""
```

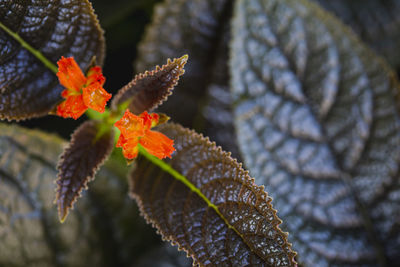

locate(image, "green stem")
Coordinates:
0 22 58 74
86 108 109 121
137 145 244 237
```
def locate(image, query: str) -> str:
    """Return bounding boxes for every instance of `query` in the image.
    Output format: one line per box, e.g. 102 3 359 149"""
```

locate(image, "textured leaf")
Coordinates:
135 0 241 158
231 0 400 265
130 123 297 266
313 0 400 69
112 55 188 115
80 152 162 267
56 120 114 222
0 0 105 120
0 123 161 266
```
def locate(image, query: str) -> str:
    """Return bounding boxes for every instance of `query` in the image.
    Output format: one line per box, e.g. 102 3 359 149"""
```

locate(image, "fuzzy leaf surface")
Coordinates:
130 123 297 266
112 55 187 115
231 0 400 265
0 0 105 120
56 120 114 222
314 0 400 69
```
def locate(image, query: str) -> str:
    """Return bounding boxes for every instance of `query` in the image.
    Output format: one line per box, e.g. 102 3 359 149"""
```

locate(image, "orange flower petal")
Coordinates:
115 110 146 138
86 66 105 86
82 83 112 113
56 95 87 120
61 89 70 98
114 110 175 160
56 56 86 92
150 113 160 127
139 111 158 130
139 130 175 159
116 135 139 159
122 144 139 159
56 57 111 119
116 133 127 148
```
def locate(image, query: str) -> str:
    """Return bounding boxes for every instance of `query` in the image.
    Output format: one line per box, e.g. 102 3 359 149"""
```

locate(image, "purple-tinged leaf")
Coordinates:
130 123 297 266
112 55 187 115
0 0 105 120
56 120 113 222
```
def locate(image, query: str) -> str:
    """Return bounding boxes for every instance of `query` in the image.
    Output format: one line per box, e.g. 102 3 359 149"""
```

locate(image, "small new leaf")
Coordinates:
56 121 114 222
0 0 105 120
130 123 297 266
112 55 188 115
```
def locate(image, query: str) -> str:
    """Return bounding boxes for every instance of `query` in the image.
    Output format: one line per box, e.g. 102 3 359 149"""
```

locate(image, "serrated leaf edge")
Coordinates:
84 0 106 66
0 0 105 121
55 121 114 222
111 55 188 113
130 123 297 266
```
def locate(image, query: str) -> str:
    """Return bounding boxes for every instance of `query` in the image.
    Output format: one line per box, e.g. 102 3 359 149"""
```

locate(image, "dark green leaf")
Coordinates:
0 0 105 120
313 0 400 69
56 120 114 222
130 123 297 266
231 0 400 265
112 55 187 115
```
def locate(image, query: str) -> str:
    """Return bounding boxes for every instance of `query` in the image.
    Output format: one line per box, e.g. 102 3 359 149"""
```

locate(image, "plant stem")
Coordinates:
0 22 58 74
137 145 244 237
138 145 212 203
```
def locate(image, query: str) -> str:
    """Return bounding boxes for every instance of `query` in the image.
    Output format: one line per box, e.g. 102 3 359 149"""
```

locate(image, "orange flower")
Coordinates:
115 110 175 160
56 57 111 119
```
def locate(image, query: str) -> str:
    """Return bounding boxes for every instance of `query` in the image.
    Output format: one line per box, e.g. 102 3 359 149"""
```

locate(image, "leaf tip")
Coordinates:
176 54 189 68
59 214 67 223
57 199 69 223
112 55 189 115
126 158 135 165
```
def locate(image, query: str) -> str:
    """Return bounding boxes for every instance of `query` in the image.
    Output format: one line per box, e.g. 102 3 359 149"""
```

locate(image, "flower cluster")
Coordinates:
115 110 175 159
56 57 175 160
56 56 111 119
